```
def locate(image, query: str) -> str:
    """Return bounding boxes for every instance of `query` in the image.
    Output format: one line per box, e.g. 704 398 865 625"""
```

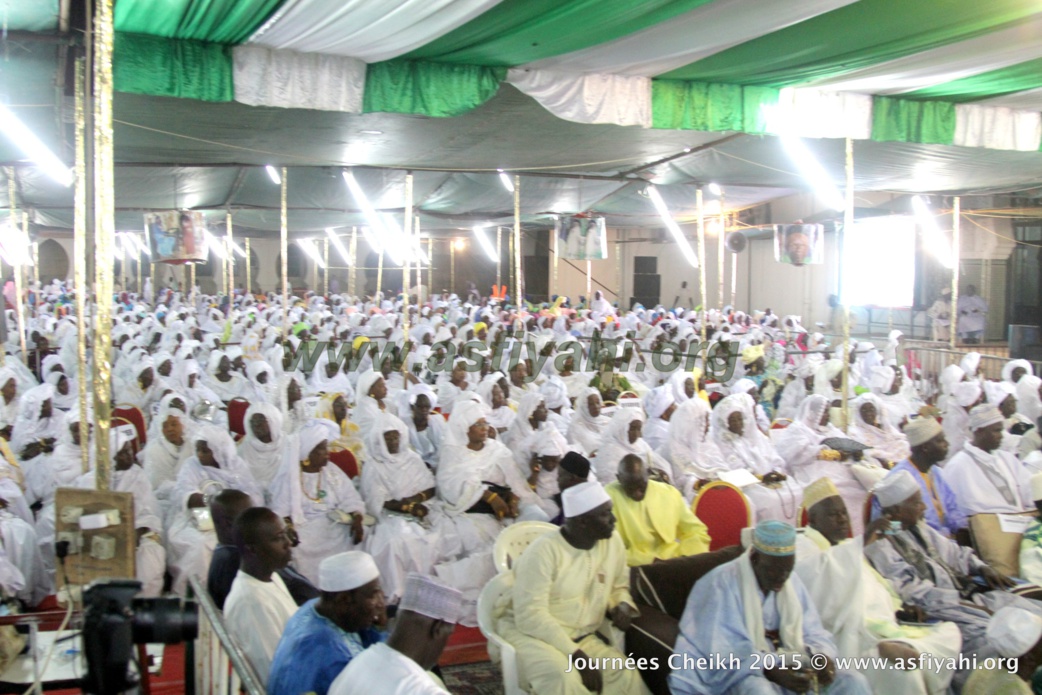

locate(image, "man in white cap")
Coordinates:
943 404 1034 519
224 507 298 686
865 470 1042 687
796 477 961 695
268 551 387 695
329 573 461 695
671 519 871 695
871 417 964 539
1018 472 1042 585
966 607 1042 693
497 481 651 694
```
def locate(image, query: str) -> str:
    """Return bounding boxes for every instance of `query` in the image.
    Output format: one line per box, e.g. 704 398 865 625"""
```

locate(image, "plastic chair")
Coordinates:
692 481 753 551
329 448 359 479
227 398 249 438
477 573 526 695
113 404 147 446
493 521 557 574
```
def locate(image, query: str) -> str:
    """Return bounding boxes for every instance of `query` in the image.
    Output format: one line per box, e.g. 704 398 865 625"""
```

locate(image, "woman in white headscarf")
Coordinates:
642 385 677 453
139 393 194 528
1002 359 1033 386
1017 375 1042 424
567 387 609 457
11 383 64 464
937 364 966 412
475 373 515 434
396 384 445 470
944 381 983 455
76 426 166 597
593 408 672 485
269 419 366 583
435 400 546 623
502 392 555 453
360 412 458 604
236 402 287 490
710 393 802 525
174 360 221 411
0 367 19 440
351 370 388 438
661 397 725 500
775 356 821 421
539 375 573 438
849 393 911 465
243 359 278 405
118 356 159 411
278 373 309 434
167 425 263 596
203 350 248 403
307 350 355 401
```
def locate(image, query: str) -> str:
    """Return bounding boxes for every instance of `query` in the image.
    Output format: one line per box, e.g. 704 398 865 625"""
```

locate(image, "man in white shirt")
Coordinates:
944 404 1033 520
224 506 298 686
957 285 988 344
329 573 461 695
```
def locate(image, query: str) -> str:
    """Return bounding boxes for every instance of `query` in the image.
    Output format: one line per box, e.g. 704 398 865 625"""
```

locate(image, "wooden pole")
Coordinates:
225 211 234 297
74 57 89 472
513 175 522 305
244 236 251 294
92 0 116 487
717 198 726 310
349 227 358 297
840 137 854 433
697 188 707 343
280 167 288 336
950 197 961 350
450 241 456 295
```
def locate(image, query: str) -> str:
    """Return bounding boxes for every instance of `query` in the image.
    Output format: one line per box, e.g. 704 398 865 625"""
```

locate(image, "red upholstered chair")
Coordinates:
864 493 876 529
798 505 809 528
113 405 147 446
227 398 250 438
692 481 753 551
329 449 359 479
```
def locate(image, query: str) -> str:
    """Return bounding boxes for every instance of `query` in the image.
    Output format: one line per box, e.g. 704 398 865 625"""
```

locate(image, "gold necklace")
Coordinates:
299 464 327 501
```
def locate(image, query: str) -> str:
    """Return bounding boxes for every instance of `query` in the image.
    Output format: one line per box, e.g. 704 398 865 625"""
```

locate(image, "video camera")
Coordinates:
82 579 198 695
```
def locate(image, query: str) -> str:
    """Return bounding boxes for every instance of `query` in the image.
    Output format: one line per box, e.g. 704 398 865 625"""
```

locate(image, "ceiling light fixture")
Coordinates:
0 105 73 186
265 165 282 185
326 227 352 265
472 226 499 263
707 182 722 196
297 238 327 269
203 229 227 260
911 195 954 269
646 185 699 268
779 135 845 211
497 169 515 193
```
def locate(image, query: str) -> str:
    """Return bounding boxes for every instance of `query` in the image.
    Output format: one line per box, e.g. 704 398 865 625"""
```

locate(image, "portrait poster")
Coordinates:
145 211 207 263
773 223 824 266
557 216 608 261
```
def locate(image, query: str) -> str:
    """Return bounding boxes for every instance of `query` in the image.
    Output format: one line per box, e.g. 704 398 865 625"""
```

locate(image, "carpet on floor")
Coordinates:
439 625 489 666
441 661 504 695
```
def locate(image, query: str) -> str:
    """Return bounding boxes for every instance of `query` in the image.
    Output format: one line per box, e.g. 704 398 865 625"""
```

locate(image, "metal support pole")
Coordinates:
585 261 592 304
513 175 522 305
697 188 707 343
322 238 329 295
450 241 456 295
15 215 28 365
280 167 288 336
427 237 433 298
403 173 413 340
840 137 854 433
717 200 726 310
730 241 737 307
614 228 623 309
244 237 251 294
225 212 233 297
376 251 384 299
950 197 961 350
551 224 559 299
74 57 89 472
349 227 358 297
496 227 502 293
92 0 116 487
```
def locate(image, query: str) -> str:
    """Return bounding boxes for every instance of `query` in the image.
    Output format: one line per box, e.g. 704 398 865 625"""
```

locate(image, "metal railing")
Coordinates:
903 340 1042 385
186 576 265 695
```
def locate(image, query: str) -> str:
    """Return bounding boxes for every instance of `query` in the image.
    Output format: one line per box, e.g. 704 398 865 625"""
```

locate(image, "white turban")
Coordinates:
873 470 919 508
968 404 1004 432
870 366 896 393
952 382 982 408
902 417 943 447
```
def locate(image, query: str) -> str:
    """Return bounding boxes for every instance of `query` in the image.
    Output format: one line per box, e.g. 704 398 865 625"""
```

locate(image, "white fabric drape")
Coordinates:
810 14 1042 95
506 69 651 128
776 88 874 140
522 0 856 77
247 0 503 63
953 104 1042 152
981 86 1042 111
233 45 366 113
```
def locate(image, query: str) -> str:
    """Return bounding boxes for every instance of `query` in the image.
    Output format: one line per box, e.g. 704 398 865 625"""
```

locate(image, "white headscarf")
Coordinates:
238 402 286 487
12 383 63 455
710 393 785 475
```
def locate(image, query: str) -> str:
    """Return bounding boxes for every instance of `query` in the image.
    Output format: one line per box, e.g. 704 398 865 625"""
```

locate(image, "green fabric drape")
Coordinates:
871 96 955 145
661 0 1041 86
363 61 506 117
114 33 233 102
651 81 779 133
114 0 285 43
906 57 1042 103
402 0 714 66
